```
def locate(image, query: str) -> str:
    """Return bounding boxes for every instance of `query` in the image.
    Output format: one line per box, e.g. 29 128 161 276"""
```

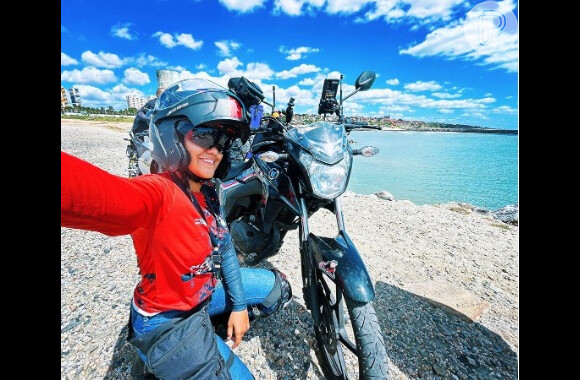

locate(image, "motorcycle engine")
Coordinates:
230 217 281 265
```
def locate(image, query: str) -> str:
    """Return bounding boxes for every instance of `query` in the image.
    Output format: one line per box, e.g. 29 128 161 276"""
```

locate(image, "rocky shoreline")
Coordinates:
60 116 518 135
61 119 519 379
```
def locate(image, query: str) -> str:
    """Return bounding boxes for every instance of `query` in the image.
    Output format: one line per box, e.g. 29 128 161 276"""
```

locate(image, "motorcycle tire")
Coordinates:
309 268 389 379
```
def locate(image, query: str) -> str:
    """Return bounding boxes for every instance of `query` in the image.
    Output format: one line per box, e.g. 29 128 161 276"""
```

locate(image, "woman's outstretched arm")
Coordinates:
61 151 173 236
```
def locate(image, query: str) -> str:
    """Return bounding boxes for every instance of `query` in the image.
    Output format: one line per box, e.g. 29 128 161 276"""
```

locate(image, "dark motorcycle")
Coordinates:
124 103 159 177
218 72 388 379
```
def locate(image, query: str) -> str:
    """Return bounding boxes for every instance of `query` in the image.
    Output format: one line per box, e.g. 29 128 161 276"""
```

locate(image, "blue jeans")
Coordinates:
131 268 275 379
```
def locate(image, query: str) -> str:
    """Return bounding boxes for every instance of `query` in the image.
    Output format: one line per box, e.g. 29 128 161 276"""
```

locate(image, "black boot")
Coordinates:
249 268 293 319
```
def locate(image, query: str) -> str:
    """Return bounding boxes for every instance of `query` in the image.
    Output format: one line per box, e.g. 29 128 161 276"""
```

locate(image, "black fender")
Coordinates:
308 232 375 302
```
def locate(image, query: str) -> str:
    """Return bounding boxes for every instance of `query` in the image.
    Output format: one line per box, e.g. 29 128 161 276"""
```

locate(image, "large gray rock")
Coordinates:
492 204 518 225
375 190 395 201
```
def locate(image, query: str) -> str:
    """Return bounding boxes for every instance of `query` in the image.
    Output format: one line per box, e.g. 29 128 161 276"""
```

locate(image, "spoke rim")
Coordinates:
314 270 359 378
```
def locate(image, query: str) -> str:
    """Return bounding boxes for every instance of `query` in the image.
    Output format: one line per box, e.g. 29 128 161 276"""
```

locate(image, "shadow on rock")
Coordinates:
243 299 326 380
227 260 327 379
105 324 136 379
373 281 518 379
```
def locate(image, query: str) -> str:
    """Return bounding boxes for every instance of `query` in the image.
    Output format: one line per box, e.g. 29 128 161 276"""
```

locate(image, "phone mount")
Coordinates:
318 79 340 117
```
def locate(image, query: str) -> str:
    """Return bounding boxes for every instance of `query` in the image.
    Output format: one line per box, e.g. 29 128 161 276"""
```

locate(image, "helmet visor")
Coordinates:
182 124 234 153
156 78 226 110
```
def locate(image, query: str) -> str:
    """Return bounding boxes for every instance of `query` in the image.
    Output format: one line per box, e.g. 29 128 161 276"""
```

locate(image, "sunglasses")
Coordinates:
184 126 233 153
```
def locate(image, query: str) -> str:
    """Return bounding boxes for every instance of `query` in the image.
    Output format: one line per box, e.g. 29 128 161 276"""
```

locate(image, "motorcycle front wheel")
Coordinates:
309 268 389 379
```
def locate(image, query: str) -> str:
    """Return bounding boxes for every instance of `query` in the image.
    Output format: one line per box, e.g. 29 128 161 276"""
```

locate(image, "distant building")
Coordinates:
69 88 81 107
61 86 69 109
126 94 149 110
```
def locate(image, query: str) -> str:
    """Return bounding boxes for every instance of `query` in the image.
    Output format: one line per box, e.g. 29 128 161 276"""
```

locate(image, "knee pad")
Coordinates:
252 269 292 318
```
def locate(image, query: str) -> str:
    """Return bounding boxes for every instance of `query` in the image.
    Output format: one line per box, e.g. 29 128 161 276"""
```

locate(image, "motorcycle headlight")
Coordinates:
299 151 350 199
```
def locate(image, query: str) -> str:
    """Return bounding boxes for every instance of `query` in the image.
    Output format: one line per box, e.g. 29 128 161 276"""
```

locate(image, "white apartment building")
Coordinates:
61 86 69 108
126 94 150 109
69 87 81 107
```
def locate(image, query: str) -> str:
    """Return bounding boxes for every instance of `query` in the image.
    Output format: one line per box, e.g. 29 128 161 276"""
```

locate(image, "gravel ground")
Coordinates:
61 119 519 379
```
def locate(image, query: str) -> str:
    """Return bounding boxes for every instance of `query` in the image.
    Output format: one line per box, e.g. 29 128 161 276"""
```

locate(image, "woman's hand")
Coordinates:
227 309 250 348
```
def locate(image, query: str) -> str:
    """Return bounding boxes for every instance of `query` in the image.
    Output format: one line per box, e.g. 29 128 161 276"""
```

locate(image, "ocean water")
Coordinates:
347 131 518 210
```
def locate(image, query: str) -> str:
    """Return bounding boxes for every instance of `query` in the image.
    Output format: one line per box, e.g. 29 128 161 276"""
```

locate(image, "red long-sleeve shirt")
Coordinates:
61 151 217 314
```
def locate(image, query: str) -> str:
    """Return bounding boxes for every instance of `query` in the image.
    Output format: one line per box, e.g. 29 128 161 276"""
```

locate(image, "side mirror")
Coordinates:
355 71 376 91
341 71 377 103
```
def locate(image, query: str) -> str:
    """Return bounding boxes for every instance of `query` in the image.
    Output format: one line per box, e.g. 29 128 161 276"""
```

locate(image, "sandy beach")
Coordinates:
61 119 518 379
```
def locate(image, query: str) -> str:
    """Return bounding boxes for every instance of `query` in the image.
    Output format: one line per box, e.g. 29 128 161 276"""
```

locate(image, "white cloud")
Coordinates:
130 54 167 68
176 34 204 50
404 80 442 92
432 92 461 99
123 68 151 86
275 63 321 79
263 83 319 111
343 102 365 114
381 104 411 112
492 105 517 114
353 86 497 113
404 0 464 20
217 57 244 75
72 85 114 102
328 0 466 24
386 78 399 85
298 77 316 86
215 40 242 57
61 52 78 66
400 1 518 73
111 23 137 40
478 97 496 104
152 32 203 50
195 63 207 70
274 0 325 16
218 0 266 13
325 0 372 14
61 67 118 84
438 108 454 114
298 71 343 91
279 45 320 60
216 57 275 82
81 50 125 68
153 32 176 48
359 0 399 22
245 63 276 80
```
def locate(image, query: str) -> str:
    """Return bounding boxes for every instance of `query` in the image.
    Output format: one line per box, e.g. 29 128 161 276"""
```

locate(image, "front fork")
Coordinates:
299 194 337 311
300 194 376 312
299 196 313 310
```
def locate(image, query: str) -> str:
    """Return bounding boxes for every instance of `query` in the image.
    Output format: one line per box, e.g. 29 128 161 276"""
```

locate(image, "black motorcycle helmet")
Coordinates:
149 78 250 180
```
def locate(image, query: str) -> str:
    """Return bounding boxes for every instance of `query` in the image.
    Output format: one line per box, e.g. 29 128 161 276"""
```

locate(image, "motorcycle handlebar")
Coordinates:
250 127 271 135
343 123 382 131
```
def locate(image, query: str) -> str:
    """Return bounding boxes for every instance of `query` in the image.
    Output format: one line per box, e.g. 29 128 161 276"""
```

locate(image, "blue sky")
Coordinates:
61 0 518 130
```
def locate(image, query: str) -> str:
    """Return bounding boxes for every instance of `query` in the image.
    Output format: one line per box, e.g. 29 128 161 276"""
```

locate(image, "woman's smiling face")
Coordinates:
183 129 223 180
